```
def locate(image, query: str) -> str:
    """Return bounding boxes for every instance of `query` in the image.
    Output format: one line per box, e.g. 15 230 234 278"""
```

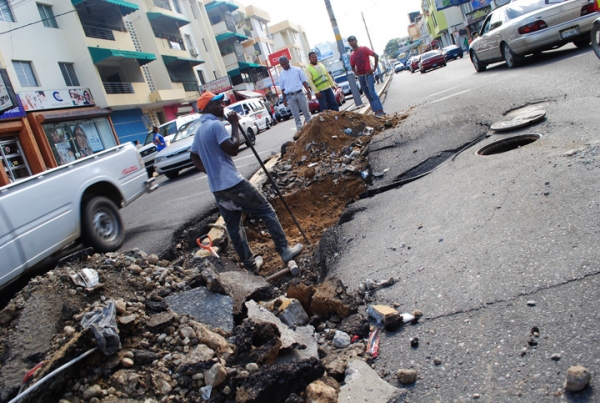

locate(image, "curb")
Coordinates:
356 73 393 115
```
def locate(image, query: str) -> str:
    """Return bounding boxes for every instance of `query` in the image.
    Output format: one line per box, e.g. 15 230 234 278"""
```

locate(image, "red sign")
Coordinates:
267 48 292 66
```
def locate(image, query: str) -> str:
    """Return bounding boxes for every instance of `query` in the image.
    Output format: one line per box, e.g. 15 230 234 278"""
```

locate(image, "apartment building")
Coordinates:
269 20 310 68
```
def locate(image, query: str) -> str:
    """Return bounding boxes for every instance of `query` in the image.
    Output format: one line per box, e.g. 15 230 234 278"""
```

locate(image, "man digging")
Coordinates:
190 91 303 273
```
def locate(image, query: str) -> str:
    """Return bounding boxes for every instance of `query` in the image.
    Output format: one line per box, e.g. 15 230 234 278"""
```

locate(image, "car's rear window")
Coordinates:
506 0 547 19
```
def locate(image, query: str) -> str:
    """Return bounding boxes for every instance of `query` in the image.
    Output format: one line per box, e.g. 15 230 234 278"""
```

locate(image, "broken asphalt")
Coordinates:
326 74 600 401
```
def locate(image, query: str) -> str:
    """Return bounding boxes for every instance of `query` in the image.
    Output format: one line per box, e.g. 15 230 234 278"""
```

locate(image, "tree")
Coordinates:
384 38 401 59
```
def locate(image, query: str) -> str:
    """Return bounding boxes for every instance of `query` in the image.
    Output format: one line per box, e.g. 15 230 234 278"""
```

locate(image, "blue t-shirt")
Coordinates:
190 114 244 192
154 133 166 152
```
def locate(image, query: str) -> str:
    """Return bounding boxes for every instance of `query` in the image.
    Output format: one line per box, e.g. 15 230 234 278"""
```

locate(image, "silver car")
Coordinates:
154 112 255 179
470 0 599 72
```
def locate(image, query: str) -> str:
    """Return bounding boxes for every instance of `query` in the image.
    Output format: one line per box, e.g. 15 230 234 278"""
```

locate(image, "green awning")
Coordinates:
88 47 156 66
162 55 204 66
238 61 261 69
227 68 240 78
215 31 248 42
72 0 139 15
205 1 238 12
147 11 190 27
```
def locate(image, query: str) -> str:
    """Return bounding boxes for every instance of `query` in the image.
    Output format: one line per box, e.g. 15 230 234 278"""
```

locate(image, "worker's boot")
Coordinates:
280 243 303 263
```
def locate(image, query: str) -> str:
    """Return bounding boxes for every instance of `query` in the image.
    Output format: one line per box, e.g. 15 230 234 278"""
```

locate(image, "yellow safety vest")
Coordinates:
306 63 331 91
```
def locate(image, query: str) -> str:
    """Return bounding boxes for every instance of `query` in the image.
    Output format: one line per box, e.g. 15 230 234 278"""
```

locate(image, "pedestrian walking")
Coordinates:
152 126 167 152
263 97 277 126
305 51 339 112
348 35 386 117
278 56 312 134
190 91 303 274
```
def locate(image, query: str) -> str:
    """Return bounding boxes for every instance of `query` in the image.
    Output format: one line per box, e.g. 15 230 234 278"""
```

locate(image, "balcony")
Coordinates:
84 29 136 51
152 0 170 11
104 82 152 107
182 81 198 91
154 36 189 57
104 82 134 94
83 25 115 40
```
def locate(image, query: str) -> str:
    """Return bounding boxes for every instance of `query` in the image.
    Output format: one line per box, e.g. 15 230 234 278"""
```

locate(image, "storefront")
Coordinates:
0 87 120 187
20 88 119 170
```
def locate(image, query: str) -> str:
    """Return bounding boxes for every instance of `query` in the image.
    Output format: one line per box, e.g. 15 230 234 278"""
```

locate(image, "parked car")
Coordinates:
333 74 362 96
308 86 346 114
138 115 199 176
227 98 272 132
419 50 447 73
408 56 420 73
469 0 599 72
394 62 405 73
593 16 600 59
154 111 255 179
442 44 464 61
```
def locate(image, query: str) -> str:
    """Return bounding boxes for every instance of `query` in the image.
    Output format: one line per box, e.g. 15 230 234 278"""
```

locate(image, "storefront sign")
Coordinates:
0 96 26 120
0 69 18 115
471 0 492 10
200 76 232 94
435 0 470 11
267 48 292 66
19 88 95 111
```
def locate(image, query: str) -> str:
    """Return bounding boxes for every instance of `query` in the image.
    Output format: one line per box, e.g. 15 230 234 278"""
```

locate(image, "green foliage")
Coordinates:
384 38 401 59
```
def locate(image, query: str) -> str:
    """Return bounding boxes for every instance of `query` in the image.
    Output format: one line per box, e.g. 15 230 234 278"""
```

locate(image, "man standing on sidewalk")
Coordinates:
190 91 303 274
348 35 386 117
278 56 312 134
305 51 339 112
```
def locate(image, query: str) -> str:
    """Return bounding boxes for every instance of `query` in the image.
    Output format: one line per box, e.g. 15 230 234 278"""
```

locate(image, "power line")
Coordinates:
0 0 106 36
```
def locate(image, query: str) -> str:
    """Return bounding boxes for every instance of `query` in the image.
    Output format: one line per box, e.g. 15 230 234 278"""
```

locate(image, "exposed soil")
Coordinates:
0 111 408 403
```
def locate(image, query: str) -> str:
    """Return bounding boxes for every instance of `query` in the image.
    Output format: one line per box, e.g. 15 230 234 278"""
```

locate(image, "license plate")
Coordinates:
560 26 579 39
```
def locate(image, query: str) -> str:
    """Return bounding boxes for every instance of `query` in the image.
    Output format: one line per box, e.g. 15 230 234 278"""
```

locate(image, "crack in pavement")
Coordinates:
423 269 600 323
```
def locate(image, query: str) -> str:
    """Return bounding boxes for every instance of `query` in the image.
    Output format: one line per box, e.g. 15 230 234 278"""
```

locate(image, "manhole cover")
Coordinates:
490 110 546 132
476 134 542 156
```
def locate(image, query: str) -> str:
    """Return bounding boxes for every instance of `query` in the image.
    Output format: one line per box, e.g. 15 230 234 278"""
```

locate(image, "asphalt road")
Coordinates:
327 44 600 401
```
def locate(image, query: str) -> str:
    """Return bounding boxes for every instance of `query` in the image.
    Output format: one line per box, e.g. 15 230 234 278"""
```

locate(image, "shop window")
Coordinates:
59 63 80 86
13 61 39 87
37 3 58 28
0 0 15 22
42 117 118 166
0 137 32 183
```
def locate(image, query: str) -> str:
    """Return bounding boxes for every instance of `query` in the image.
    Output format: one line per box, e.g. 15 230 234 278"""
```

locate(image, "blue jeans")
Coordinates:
213 179 289 269
358 74 383 113
317 87 339 112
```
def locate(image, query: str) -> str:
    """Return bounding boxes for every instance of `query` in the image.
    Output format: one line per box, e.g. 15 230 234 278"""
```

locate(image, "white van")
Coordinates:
138 114 199 175
228 98 272 133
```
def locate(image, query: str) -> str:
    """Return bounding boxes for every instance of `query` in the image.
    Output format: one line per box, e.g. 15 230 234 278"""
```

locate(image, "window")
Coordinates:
59 63 80 86
37 3 58 28
196 70 205 85
0 0 15 22
13 61 39 87
172 0 181 13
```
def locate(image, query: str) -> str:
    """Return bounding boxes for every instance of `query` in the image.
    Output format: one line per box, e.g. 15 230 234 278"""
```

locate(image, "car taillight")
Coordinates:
581 1 598 15
518 20 548 34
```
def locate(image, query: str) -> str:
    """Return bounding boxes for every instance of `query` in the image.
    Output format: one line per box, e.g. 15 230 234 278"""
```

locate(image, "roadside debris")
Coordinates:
565 365 591 392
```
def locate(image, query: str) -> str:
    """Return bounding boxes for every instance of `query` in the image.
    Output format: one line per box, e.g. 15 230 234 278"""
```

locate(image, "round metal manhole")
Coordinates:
476 134 542 156
490 110 546 132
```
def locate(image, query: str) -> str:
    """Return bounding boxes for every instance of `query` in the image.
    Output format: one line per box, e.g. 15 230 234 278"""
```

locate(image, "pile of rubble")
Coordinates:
0 248 416 403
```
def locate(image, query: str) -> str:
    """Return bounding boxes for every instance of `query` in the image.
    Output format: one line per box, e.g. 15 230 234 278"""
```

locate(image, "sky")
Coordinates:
244 0 424 55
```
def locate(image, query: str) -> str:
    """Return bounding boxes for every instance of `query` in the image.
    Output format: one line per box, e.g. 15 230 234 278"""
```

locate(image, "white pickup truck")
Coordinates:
0 142 155 290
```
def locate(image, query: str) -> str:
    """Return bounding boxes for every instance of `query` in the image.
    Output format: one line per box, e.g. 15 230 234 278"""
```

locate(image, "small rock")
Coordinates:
396 369 418 384
82 384 102 400
332 330 351 348
433 357 442 365
412 309 423 318
473 393 481 399
63 326 76 336
527 300 536 306
565 365 591 392
245 363 259 372
204 363 227 387
551 353 561 361
121 357 134 368
410 337 419 348
147 254 160 265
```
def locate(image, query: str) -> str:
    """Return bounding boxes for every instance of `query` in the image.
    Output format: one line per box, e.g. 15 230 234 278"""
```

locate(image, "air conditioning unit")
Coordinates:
190 47 199 58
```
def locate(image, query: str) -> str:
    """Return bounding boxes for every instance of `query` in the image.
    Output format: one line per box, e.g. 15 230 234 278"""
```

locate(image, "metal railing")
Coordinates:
82 25 115 40
103 82 134 94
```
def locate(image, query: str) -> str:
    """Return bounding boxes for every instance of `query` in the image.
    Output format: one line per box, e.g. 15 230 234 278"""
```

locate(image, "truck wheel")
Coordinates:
81 196 124 252
165 171 179 179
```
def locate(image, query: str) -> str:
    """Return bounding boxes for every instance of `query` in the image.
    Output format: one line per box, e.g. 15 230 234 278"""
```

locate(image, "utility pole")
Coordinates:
361 12 375 52
324 0 362 106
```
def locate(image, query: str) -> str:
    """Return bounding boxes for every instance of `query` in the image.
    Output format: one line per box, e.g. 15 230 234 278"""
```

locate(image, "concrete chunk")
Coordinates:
165 287 234 332
338 359 407 403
